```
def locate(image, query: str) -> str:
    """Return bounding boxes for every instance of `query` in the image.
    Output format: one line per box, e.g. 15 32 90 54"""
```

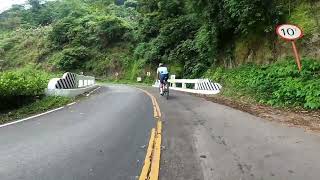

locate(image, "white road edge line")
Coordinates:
0 86 99 129
0 106 65 129
86 86 101 97
67 102 77 106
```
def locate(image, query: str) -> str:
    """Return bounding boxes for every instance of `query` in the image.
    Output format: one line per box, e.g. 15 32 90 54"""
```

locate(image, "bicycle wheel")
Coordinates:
166 83 169 100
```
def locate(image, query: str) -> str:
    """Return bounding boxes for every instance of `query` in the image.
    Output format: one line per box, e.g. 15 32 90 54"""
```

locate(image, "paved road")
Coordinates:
1 85 320 180
142 87 320 180
0 85 155 180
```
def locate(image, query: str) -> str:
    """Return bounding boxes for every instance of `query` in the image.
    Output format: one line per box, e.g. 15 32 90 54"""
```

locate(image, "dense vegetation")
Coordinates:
0 66 71 123
0 0 319 110
0 67 51 110
206 58 320 109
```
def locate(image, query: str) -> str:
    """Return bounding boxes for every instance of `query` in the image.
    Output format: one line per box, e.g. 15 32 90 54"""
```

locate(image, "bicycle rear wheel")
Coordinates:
166 83 169 100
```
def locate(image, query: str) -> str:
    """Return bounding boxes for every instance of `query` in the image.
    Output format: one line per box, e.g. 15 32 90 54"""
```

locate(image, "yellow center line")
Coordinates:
137 88 162 180
139 128 156 180
149 121 162 180
153 97 162 118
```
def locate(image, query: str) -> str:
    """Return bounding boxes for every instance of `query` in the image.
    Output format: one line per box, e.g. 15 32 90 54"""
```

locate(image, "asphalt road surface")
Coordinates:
142 87 320 180
1 84 320 180
0 85 155 180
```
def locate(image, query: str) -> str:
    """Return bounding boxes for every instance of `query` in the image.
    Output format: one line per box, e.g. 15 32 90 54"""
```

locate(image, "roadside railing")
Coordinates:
47 72 95 90
153 75 222 95
46 72 97 97
77 75 95 88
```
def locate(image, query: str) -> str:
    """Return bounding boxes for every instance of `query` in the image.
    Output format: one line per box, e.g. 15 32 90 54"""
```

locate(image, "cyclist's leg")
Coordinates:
164 74 169 91
159 74 164 95
159 82 163 91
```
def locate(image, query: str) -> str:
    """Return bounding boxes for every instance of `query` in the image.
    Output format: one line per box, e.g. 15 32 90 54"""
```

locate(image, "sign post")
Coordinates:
291 41 302 71
276 24 303 72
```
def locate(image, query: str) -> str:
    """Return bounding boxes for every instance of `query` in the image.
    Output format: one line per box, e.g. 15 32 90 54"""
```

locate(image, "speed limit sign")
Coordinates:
276 24 303 72
276 24 303 41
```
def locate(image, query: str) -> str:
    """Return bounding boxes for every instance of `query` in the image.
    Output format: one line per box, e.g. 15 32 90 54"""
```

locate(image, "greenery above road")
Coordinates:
0 0 319 111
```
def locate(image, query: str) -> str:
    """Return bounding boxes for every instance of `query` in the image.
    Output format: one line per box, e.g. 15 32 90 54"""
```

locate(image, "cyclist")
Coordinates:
157 63 169 95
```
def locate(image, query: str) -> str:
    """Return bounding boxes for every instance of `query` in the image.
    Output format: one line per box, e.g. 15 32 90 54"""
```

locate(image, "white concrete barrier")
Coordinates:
46 72 97 97
153 75 222 95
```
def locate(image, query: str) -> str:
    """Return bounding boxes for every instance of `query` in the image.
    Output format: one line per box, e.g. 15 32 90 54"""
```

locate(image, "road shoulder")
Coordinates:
142 86 320 180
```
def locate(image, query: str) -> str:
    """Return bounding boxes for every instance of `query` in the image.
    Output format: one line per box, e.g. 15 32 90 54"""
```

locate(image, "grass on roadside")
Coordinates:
205 58 320 110
0 96 73 125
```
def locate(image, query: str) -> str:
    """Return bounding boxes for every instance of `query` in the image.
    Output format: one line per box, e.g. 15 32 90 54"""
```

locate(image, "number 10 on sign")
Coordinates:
276 24 304 72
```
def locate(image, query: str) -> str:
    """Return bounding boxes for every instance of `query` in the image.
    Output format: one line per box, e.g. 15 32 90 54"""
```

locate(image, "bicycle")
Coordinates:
159 80 170 100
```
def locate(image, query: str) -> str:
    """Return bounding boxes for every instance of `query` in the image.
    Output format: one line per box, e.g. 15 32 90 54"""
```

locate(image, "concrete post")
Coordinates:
194 79 200 90
171 75 176 88
79 80 83 87
182 83 186 89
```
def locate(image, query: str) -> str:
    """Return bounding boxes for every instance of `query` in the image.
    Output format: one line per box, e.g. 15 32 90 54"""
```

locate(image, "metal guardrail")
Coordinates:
77 75 95 88
48 72 95 90
153 75 222 95
46 72 97 97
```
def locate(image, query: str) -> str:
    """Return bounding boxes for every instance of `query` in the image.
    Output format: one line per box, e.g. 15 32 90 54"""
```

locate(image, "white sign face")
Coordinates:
276 24 303 40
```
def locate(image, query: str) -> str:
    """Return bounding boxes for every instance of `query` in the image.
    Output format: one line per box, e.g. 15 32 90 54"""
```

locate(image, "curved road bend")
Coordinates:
0 85 155 180
142 87 320 180
1 84 320 180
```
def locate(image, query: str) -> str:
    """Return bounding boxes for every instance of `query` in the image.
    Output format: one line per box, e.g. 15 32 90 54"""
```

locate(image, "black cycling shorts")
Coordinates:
160 74 169 84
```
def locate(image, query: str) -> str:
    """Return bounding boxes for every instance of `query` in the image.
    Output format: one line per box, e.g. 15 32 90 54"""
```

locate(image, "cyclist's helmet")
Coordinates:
159 63 164 67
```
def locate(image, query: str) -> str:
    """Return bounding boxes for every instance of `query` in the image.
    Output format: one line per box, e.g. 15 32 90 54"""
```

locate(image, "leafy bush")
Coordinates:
223 0 283 34
55 46 91 71
135 16 161 42
135 14 201 67
49 14 131 49
206 58 320 109
124 0 138 8
48 16 79 48
289 1 318 35
194 25 217 63
0 26 52 68
0 67 51 111
95 16 131 47
0 68 50 97
168 39 201 78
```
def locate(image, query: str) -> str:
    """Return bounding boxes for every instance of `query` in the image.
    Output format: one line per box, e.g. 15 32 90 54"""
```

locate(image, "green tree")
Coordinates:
28 0 42 11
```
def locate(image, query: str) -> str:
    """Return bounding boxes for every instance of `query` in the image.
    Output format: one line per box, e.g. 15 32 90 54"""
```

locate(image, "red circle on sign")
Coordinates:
276 24 304 41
